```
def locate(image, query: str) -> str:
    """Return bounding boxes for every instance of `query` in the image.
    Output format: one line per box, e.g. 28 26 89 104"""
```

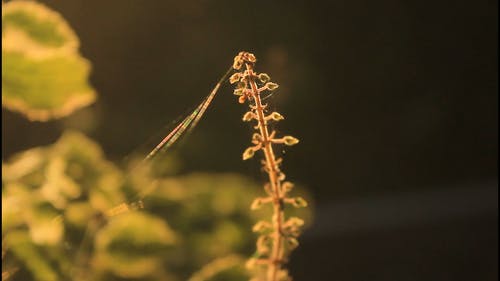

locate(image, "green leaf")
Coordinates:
187 254 246 281
2 147 45 182
2 130 125 212
2 183 30 231
2 51 96 121
64 202 95 227
2 1 96 121
29 215 64 246
5 230 59 281
51 131 125 212
95 212 177 278
2 1 79 52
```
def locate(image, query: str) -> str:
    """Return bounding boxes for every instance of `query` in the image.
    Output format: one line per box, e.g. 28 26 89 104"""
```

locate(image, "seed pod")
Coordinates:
276 270 291 281
291 197 308 208
269 112 284 121
243 147 256 160
252 220 272 233
238 95 247 104
265 82 279 91
250 197 264 210
252 133 262 143
245 258 257 270
233 57 244 70
243 111 256 121
264 183 273 195
281 181 294 193
233 88 245 96
285 217 304 228
256 235 270 254
287 237 299 250
244 52 257 63
258 73 271 83
283 136 299 146
229 72 242 84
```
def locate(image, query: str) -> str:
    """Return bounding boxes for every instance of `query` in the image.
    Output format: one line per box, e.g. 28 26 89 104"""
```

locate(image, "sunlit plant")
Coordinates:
231 52 307 281
1 2 311 281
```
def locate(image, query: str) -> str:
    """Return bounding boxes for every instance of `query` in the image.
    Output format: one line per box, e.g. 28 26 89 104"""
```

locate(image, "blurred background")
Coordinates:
2 0 498 280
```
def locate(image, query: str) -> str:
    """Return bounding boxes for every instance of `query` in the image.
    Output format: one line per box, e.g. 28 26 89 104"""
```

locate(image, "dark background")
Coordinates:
2 0 498 280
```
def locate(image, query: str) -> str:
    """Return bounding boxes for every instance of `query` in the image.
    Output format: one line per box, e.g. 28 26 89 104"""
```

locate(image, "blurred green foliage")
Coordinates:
1 131 277 281
1 1 312 281
2 130 312 281
2 1 95 121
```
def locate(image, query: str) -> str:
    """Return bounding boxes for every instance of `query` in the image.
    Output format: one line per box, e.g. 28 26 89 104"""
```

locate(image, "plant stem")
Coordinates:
245 63 285 281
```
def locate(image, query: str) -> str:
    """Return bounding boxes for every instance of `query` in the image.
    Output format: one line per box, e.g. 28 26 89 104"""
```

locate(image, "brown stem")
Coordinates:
245 63 285 281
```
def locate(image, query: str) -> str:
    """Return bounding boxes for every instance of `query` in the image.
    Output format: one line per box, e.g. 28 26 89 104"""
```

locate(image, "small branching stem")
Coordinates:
233 51 303 281
245 63 285 281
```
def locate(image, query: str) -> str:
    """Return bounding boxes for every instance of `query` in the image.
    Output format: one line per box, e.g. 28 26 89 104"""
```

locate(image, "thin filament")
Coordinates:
143 66 233 161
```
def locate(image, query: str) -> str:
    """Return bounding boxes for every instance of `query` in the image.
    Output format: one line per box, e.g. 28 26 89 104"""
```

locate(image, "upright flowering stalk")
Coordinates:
230 52 307 281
